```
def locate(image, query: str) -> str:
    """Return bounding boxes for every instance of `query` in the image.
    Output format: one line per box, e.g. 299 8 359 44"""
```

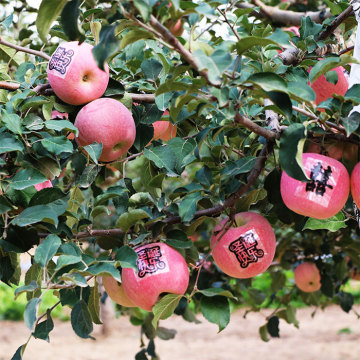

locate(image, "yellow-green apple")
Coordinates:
294 262 321 292
102 276 136 307
351 162 360 208
121 242 189 311
280 153 350 219
210 212 276 278
47 41 109 105
34 180 52 191
74 98 136 162
310 66 348 107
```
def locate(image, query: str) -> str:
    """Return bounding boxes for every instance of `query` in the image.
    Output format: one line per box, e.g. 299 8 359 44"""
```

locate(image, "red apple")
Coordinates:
121 242 189 311
310 66 348 106
47 41 109 105
153 111 177 141
102 276 136 307
165 19 184 37
34 180 52 191
284 26 300 36
294 262 321 292
74 98 136 162
351 162 360 208
210 212 276 279
280 153 350 219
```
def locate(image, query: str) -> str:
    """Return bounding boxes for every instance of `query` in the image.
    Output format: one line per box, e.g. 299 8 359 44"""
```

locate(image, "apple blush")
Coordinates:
47 41 109 105
74 98 136 162
210 212 276 279
121 242 189 311
351 162 360 209
294 262 321 293
280 153 350 219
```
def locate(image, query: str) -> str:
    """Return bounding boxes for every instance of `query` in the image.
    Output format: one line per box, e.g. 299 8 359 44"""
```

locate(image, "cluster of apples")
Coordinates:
47 41 177 163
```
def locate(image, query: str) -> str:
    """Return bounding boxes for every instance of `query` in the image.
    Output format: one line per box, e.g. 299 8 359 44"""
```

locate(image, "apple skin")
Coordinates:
153 111 177 141
310 66 348 106
280 153 350 219
210 212 276 279
165 19 184 37
351 162 360 208
122 242 189 311
74 98 136 162
294 262 321 293
34 180 52 191
284 26 300 36
102 276 136 307
47 41 109 105
51 110 68 119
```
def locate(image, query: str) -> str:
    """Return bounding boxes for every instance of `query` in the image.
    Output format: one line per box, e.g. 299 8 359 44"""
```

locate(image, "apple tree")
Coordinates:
0 0 359 358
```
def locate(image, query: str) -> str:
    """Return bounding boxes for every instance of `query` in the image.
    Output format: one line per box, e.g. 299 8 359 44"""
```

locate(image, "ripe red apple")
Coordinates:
121 242 189 311
47 41 109 105
74 98 136 162
102 276 136 307
351 162 360 208
34 180 52 191
310 66 348 106
165 19 184 37
280 153 350 219
210 212 276 279
51 110 68 120
153 111 177 141
294 262 321 292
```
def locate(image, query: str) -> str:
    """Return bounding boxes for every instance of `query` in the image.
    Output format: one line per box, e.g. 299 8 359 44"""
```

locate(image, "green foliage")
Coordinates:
0 0 360 358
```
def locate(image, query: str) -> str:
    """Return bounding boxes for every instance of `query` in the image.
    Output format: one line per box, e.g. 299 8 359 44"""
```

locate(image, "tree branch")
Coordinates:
0 38 50 60
234 110 280 141
250 0 332 26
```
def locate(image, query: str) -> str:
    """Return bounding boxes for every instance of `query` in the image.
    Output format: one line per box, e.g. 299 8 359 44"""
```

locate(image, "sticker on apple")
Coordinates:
47 44 76 79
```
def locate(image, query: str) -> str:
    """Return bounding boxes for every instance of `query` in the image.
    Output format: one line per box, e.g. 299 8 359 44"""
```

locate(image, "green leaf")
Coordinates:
33 309 54 342
235 188 267 213
61 0 85 42
19 96 50 112
71 300 94 339
338 292 354 313
152 294 182 329
0 196 13 214
84 142 103 164
342 111 360 136
78 165 100 188
14 281 40 298
178 192 202 222
194 49 232 85
1 110 22 135
198 288 235 299
235 36 279 55
134 0 153 22
344 84 360 103
195 165 212 187
266 90 293 120
88 281 102 325
0 132 24 153
303 212 347 232
221 156 256 177
41 136 73 155
259 324 269 342
115 209 150 232
10 168 48 190
55 254 82 270
12 197 68 227
84 263 121 282
309 57 340 83
92 25 119 71
267 316 280 338
115 245 138 270
299 16 322 39
141 59 163 80
11 345 26 360
24 297 41 331
200 296 230 332
279 123 308 182
45 120 79 135
120 29 155 50
144 147 177 176
246 72 288 93
36 0 68 43
34 234 62 268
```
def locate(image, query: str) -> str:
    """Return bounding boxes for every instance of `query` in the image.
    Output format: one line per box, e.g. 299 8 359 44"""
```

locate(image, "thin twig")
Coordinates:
0 38 50 60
